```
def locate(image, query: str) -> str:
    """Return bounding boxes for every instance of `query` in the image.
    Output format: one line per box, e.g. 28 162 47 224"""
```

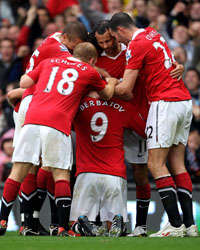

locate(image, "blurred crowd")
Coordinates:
0 0 200 183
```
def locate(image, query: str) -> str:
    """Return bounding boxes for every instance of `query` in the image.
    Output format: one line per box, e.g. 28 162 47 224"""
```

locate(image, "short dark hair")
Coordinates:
109 12 135 32
95 20 110 35
63 21 88 42
88 20 110 55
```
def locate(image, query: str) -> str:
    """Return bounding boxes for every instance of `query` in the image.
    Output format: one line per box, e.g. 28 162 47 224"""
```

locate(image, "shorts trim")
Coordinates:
76 171 126 180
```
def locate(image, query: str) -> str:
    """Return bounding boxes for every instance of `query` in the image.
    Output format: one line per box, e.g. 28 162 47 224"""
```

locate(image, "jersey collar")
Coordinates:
100 43 126 60
67 56 82 62
132 29 145 41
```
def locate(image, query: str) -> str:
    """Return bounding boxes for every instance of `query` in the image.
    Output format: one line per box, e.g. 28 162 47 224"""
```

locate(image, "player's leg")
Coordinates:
168 143 198 236
40 126 73 236
132 164 150 236
148 147 183 229
47 172 59 236
100 175 127 237
12 95 34 234
146 101 184 237
51 168 71 236
123 131 150 236
0 124 41 236
20 166 38 234
70 173 100 236
0 162 32 235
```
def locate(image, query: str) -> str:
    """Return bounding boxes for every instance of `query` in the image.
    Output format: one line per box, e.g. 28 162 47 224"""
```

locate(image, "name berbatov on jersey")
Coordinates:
79 99 125 112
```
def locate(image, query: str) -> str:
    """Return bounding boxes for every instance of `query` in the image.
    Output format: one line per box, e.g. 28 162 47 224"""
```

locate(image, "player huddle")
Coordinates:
0 13 199 238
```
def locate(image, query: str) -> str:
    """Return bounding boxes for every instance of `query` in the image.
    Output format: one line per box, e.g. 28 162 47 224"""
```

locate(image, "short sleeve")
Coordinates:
27 61 43 83
126 40 147 70
89 68 106 91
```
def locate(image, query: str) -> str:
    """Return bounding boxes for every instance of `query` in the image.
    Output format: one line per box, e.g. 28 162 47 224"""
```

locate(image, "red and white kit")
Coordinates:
126 27 192 149
12 57 106 169
96 43 148 163
70 96 146 222
13 32 71 146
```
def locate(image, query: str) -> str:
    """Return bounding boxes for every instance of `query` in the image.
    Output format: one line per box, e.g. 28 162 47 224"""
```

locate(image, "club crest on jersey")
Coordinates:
126 49 132 62
60 44 68 52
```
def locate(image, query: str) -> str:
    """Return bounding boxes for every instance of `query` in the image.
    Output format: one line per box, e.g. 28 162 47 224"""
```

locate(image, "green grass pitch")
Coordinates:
1 232 200 250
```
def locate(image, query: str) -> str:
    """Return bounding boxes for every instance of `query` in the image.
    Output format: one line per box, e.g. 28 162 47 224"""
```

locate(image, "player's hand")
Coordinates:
105 77 119 85
170 62 184 80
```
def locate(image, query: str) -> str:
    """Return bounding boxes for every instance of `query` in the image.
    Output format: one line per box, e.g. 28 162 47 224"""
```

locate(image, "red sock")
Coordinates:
18 184 22 197
174 172 192 193
55 180 71 229
55 180 71 199
37 168 51 190
136 183 151 200
2 178 21 204
136 184 151 228
155 176 176 190
21 173 37 200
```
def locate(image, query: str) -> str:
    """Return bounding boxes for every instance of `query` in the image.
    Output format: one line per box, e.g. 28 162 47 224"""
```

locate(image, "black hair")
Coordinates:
88 20 110 56
95 20 110 35
109 12 135 32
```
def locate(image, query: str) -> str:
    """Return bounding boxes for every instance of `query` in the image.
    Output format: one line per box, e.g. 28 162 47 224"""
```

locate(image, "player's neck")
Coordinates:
123 27 140 45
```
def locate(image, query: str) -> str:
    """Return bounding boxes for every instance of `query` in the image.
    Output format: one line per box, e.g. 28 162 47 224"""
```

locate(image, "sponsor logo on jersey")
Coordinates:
126 49 132 62
60 44 69 52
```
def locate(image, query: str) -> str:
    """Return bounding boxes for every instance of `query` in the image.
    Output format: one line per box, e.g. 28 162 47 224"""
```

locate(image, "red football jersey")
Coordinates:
74 96 146 179
25 57 106 135
126 27 191 102
23 32 71 99
96 43 149 121
95 43 126 79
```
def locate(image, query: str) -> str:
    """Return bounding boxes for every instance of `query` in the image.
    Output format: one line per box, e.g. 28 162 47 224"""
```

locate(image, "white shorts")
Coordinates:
123 130 148 164
146 100 192 149
13 95 32 147
70 173 127 222
12 124 73 170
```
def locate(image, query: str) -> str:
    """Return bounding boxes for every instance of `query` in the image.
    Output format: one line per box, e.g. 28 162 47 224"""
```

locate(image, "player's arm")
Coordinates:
114 69 139 100
94 66 111 78
20 74 35 88
7 88 25 107
20 61 42 88
98 77 118 100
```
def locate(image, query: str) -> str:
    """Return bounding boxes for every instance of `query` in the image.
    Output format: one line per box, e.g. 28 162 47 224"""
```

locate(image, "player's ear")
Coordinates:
89 57 96 66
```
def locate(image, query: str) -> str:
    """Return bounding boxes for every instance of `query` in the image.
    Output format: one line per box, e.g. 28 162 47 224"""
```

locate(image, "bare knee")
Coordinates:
9 162 33 183
51 168 70 182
